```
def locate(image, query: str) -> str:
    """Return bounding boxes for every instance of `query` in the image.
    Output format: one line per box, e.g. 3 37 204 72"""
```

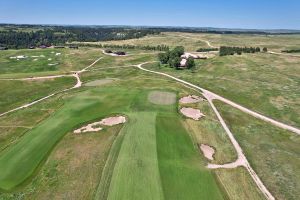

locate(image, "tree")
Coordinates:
186 58 195 69
158 52 169 64
172 46 185 57
168 57 181 68
263 47 268 52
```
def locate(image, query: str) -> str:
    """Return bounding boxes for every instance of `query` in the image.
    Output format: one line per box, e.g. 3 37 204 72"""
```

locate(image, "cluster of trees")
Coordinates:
158 46 195 69
0 25 160 49
196 48 219 52
219 46 268 56
282 49 300 53
77 43 169 51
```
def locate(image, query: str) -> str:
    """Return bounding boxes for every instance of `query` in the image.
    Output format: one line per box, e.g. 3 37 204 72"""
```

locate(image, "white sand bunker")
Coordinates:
180 107 205 120
148 91 176 105
74 116 126 134
10 55 27 59
99 116 126 126
48 63 59 66
85 78 118 87
179 95 205 104
74 122 103 134
199 144 215 160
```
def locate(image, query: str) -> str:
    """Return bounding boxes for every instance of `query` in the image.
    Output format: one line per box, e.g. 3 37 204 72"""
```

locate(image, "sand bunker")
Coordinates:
179 95 204 104
85 78 117 87
10 55 27 59
199 144 215 160
99 116 126 126
48 63 59 66
74 116 126 134
74 122 103 134
180 107 205 120
148 91 176 105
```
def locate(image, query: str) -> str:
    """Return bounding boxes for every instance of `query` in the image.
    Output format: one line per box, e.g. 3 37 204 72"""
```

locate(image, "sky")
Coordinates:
0 0 300 29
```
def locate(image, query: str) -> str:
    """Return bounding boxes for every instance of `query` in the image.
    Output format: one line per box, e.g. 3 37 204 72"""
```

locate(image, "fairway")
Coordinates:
107 112 164 200
156 113 224 200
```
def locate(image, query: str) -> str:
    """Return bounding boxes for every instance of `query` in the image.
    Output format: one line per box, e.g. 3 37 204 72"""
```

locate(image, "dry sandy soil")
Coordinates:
199 144 215 160
180 107 205 120
179 95 205 104
74 116 126 134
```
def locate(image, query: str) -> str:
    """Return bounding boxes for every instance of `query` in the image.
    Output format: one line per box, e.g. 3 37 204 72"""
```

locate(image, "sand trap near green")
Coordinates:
85 78 118 87
148 91 176 105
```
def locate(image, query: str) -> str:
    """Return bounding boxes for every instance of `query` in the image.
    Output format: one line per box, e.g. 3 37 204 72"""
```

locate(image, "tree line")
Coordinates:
282 49 300 53
0 26 160 49
158 46 195 70
196 48 219 52
76 43 169 51
219 46 268 56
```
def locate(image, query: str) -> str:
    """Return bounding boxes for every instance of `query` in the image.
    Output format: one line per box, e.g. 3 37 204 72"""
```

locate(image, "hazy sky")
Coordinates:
0 0 299 29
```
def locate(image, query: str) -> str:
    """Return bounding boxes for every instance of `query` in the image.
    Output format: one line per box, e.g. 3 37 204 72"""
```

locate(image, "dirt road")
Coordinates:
136 63 300 135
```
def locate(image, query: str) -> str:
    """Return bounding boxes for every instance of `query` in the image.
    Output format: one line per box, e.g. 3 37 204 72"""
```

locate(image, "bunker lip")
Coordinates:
180 107 205 120
199 144 215 161
74 116 126 134
179 95 205 104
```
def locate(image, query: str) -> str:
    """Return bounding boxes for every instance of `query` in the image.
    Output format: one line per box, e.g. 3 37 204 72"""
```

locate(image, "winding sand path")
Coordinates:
0 57 102 117
0 75 72 81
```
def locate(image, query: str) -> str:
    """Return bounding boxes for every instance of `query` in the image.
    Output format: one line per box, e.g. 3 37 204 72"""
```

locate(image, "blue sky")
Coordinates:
0 0 299 29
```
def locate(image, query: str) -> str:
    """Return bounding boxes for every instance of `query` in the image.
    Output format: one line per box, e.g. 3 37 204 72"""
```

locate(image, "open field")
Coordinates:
144 50 300 128
0 30 299 200
0 77 75 113
215 101 300 200
87 32 300 52
0 48 102 77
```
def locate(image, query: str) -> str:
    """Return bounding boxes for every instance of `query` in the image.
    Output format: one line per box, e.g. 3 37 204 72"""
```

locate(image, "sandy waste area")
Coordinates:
179 95 204 104
199 144 215 160
74 116 126 134
180 107 205 120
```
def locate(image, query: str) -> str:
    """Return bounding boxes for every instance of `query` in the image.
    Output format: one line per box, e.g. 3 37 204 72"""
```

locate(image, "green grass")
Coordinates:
107 112 164 200
144 52 300 128
0 87 138 191
0 48 102 76
0 77 75 113
156 112 224 200
215 100 300 200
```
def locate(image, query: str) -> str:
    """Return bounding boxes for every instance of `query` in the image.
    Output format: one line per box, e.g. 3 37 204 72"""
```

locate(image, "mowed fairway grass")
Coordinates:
105 90 223 199
107 112 164 200
156 112 224 200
